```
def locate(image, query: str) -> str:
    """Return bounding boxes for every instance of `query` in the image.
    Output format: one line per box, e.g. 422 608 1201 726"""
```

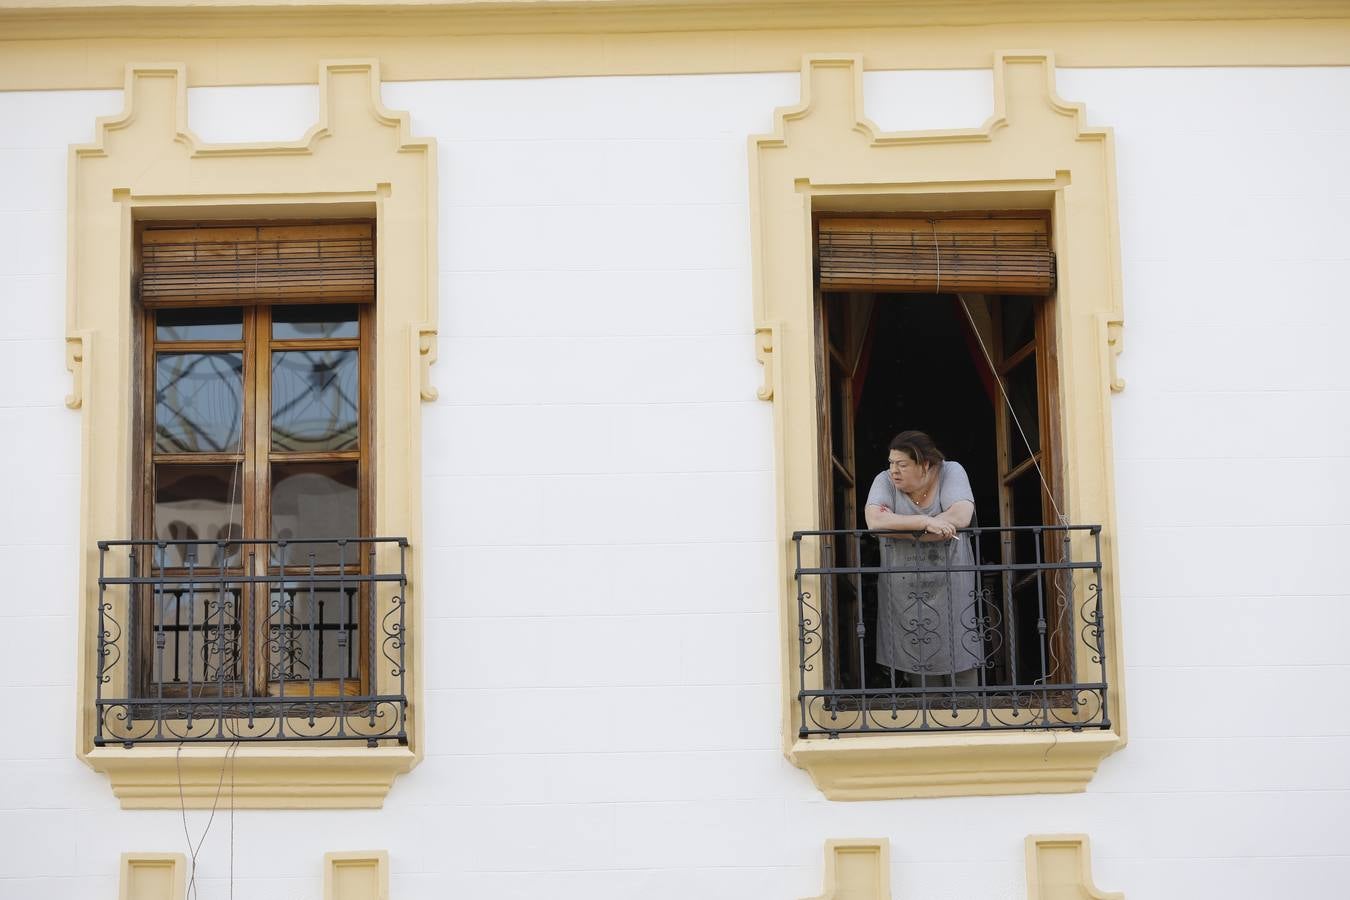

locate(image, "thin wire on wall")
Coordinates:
176 740 240 900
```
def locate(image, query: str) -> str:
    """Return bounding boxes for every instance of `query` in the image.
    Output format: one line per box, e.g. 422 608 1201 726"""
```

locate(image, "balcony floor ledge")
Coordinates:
85 744 416 809
790 729 1122 801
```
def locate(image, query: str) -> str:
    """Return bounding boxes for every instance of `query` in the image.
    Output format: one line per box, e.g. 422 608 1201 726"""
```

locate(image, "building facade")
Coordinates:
1 2 1348 897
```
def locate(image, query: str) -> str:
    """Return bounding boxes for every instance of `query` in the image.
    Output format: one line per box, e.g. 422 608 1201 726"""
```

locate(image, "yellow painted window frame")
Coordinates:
68 59 437 808
750 52 1128 800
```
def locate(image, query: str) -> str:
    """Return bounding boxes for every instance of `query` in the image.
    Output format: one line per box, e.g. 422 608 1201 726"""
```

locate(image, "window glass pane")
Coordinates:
267 585 360 683
825 300 845 354
828 365 847 471
155 352 244 453
271 462 359 567
1009 469 1046 532
1008 473 1050 682
1000 296 1036 359
271 349 359 451
272 304 359 340
150 587 242 686
155 307 243 342
153 463 244 568
1005 354 1040 466
1011 573 1050 683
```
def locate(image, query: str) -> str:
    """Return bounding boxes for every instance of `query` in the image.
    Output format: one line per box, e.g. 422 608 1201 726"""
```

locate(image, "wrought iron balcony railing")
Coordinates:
793 525 1109 737
95 537 408 747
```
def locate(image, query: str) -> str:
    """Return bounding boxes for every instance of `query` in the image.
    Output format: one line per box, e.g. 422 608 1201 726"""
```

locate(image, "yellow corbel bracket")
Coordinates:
417 326 438 402
755 322 778 401
1103 317 1125 393
65 332 88 410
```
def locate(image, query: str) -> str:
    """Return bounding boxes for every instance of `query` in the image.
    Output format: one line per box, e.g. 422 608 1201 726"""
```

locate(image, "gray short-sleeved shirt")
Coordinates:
866 460 975 517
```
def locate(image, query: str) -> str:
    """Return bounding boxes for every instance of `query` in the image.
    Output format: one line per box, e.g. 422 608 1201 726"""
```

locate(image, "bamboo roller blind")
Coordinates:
816 217 1055 296
139 223 375 306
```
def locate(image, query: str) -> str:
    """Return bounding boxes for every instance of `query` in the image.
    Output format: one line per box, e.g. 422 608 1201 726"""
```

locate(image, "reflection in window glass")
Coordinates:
155 352 245 453
156 307 243 342
271 349 359 451
150 587 242 685
153 463 244 568
270 462 359 567
272 304 359 340
267 586 360 682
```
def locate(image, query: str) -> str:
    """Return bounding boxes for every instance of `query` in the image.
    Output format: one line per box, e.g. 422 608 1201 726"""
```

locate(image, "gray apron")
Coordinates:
876 530 982 676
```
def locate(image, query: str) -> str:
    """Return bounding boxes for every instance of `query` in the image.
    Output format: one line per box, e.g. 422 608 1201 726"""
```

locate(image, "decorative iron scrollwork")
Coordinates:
94 537 409 747
793 525 1108 736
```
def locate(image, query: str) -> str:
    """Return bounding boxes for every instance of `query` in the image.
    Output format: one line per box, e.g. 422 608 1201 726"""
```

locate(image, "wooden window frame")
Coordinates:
987 293 1074 686
132 220 377 702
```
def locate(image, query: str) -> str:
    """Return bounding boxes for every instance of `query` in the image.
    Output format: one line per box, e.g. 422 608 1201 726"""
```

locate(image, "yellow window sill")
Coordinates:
790 730 1121 800
86 745 416 809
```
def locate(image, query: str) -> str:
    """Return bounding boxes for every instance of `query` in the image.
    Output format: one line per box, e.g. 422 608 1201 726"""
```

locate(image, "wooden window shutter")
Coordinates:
138 223 375 306
816 216 1055 296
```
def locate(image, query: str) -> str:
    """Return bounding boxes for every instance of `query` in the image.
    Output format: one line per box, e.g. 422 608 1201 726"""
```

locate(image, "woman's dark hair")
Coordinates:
887 430 944 467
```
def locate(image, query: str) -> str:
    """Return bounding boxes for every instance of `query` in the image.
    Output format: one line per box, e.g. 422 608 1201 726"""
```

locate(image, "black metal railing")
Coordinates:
95 537 409 747
793 525 1108 737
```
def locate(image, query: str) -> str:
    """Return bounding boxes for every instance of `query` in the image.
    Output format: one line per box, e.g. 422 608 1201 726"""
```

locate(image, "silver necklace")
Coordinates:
906 471 936 506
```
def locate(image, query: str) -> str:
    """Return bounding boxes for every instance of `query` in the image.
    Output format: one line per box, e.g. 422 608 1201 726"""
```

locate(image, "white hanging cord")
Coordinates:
955 292 1066 524
227 459 240 544
225 435 242 560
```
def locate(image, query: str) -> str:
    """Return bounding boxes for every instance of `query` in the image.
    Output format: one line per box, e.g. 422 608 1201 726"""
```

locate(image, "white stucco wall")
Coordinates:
0 66 1347 899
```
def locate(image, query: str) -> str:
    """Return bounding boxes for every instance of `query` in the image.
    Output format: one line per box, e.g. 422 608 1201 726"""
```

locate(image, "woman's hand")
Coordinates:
924 516 957 539
865 504 957 540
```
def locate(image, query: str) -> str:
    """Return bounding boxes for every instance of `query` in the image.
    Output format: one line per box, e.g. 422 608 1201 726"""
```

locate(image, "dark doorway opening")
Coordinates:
849 294 998 532
816 290 1063 693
